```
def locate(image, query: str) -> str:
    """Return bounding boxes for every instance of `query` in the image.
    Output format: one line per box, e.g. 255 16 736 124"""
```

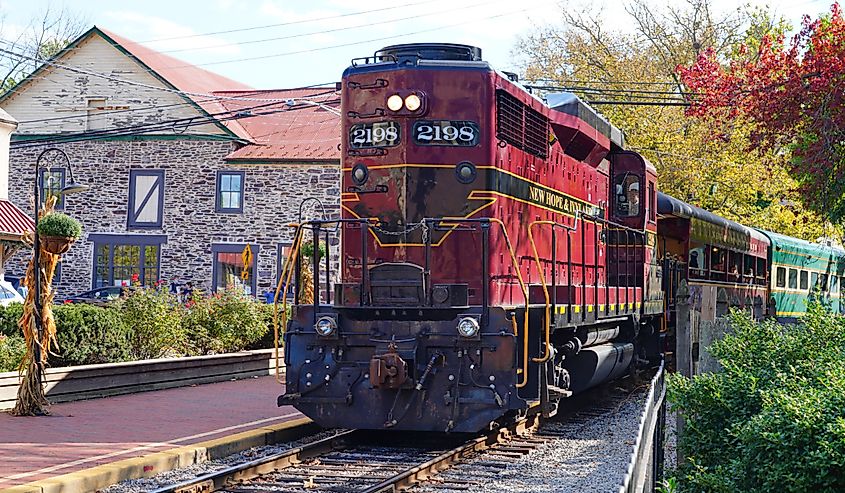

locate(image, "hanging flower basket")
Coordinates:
40 235 75 255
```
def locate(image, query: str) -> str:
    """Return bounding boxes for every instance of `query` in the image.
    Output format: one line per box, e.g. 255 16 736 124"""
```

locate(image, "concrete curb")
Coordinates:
1 349 284 410
0 416 316 493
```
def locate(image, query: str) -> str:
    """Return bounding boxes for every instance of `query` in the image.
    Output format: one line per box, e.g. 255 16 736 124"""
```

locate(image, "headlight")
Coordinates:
386 94 403 111
457 317 480 338
315 316 337 337
404 94 422 111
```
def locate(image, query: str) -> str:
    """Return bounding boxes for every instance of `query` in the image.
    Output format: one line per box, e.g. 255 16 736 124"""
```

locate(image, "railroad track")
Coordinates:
150 411 540 493
149 370 660 493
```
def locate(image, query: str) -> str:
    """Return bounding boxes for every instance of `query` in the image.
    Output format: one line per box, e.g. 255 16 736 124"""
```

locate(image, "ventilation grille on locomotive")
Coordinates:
496 90 549 159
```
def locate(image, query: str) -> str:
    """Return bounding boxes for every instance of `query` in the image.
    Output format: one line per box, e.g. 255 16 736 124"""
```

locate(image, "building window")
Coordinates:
128 169 164 228
53 262 62 284
40 168 66 209
87 98 107 131
90 234 166 288
211 243 259 296
216 171 245 213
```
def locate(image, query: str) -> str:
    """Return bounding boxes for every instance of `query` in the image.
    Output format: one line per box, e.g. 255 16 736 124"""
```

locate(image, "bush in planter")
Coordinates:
183 289 269 354
37 212 82 239
0 334 25 372
0 303 23 337
115 288 190 359
51 303 132 366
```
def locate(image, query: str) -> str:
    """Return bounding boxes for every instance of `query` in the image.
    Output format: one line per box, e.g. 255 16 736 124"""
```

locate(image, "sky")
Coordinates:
0 0 836 89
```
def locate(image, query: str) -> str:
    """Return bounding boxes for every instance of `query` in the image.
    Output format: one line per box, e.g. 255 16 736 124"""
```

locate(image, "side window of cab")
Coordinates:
615 174 642 218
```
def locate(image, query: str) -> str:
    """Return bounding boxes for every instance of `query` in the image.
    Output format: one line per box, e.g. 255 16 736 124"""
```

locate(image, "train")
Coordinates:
276 43 845 433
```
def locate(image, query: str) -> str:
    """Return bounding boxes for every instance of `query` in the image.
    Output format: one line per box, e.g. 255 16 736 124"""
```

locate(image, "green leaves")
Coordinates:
37 212 82 239
669 304 845 492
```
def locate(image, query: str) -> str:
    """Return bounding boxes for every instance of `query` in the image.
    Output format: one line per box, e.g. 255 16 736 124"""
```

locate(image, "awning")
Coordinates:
0 199 33 241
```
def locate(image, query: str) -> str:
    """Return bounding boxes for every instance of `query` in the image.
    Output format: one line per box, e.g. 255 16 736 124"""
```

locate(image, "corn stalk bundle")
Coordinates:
12 197 61 416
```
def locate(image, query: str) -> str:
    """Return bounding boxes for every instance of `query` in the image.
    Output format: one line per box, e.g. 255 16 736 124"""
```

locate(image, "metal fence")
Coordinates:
618 360 667 493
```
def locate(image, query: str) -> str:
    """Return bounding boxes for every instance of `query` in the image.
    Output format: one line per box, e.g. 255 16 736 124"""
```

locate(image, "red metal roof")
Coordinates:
96 27 254 141
0 199 34 240
216 89 341 162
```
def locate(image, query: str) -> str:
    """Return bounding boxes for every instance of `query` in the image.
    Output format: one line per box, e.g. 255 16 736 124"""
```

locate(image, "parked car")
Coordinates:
64 286 132 306
0 279 24 306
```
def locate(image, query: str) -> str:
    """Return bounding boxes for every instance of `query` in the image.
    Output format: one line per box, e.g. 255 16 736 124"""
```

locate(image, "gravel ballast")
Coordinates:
413 382 651 493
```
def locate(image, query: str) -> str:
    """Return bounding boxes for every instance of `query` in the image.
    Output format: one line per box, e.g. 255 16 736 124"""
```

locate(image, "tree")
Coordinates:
515 0 832 240
1 4 87 92
680 3 845 227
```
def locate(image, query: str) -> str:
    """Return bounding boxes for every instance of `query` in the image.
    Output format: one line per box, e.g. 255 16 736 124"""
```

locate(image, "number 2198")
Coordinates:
349 122 400 148
413 121 479 146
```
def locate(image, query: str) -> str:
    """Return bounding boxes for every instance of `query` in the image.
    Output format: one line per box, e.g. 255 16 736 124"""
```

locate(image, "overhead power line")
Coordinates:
0 44 343 115
159 2 553 68
159 0 506 55
135 0 445 42
11 98 340 149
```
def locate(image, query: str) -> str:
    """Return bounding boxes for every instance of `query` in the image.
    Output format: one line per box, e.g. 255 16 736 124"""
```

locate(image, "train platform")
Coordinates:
0 376 309 493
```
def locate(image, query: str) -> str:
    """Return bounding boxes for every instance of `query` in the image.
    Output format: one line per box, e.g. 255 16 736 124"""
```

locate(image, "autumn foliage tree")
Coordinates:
680 3 845 225
516 0 831 240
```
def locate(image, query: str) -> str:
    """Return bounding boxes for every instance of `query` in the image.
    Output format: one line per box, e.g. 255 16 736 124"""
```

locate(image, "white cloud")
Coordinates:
103 11 241 56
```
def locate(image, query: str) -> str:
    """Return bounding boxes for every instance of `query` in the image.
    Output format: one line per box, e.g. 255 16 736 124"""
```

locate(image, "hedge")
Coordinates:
667 301 845 492
0 287 276 371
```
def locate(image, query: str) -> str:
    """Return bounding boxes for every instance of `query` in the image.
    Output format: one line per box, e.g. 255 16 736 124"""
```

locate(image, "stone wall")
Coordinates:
7 138 340 298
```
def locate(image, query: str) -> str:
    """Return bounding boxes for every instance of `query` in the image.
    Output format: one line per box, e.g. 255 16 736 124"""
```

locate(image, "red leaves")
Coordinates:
680 3 845 221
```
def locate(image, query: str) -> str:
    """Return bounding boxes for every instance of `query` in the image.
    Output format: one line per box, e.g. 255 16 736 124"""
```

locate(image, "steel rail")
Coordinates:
361 412 541 492
152 407 541 493
152 428 358 493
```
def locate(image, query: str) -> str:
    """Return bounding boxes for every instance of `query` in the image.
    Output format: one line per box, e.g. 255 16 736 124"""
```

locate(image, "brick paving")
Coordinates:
0 376 301 488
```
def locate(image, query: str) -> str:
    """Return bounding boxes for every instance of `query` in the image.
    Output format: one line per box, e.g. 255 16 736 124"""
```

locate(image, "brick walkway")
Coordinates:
0 376 301 488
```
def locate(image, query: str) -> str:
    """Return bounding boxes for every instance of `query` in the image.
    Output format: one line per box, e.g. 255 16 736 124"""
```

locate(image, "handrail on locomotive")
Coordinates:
527 214 646 364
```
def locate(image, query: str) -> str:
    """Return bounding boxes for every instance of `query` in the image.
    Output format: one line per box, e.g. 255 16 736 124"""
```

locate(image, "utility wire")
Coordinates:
15 86 338 127
134 0 445 42
11 98 340 149
159 0 506 55
159 3 551 68
0 43 343 115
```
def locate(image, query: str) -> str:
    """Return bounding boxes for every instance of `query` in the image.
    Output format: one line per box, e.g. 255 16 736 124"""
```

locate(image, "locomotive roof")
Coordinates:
657 192 769 246
546 93 625 149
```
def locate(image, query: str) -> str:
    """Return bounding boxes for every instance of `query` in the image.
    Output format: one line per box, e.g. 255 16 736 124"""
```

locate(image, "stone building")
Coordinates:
0 27 340 298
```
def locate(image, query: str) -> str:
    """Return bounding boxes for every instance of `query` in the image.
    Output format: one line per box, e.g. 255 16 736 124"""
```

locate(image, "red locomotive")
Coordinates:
279 43 666 432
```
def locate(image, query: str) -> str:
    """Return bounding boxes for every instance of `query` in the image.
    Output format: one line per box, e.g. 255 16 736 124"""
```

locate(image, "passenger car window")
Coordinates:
811 272 819 290
788 268 798 289
832 276 839 294
800 271 809 290
776 267 786 288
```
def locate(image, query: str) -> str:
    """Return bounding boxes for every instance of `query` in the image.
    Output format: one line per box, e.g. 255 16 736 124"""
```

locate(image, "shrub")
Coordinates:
0 303 23 337
37 212 82 239
0 334 25 372
183 289 269 353
116 288 189 359
51 303 133 366
668 302 845 492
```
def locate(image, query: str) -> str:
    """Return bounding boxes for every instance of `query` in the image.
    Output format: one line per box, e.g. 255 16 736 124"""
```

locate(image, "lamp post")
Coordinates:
32 148 88 389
